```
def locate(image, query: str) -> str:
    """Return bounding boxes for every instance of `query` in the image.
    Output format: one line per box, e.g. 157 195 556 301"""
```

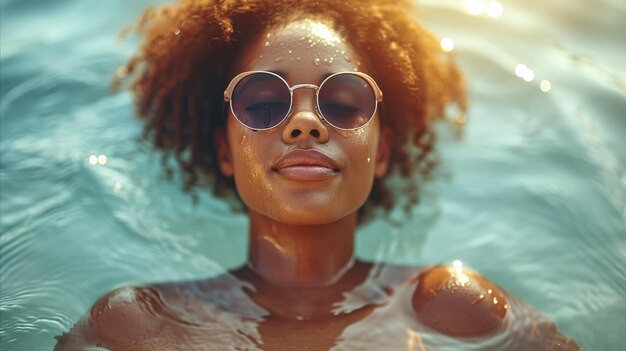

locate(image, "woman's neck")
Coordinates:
247 210 357 288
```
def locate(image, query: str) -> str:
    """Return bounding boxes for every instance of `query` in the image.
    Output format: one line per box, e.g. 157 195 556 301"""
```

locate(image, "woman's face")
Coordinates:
216 19 391 225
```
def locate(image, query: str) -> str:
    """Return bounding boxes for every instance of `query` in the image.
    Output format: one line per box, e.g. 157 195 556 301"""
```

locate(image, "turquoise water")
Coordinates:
1 0 625 350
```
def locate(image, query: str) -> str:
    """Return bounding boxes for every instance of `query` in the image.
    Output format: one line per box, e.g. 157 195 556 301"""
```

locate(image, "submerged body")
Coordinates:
56 1 580 349
55 262 578 350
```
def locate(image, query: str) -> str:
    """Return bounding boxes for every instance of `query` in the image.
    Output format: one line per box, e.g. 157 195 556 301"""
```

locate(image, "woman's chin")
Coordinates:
261 206 356 226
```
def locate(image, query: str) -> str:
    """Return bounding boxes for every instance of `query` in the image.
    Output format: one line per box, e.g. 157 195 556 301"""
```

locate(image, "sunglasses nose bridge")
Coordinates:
288 84 322 118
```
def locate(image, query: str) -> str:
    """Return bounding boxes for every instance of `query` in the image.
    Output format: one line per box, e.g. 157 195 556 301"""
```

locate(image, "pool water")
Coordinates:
1 0 625 350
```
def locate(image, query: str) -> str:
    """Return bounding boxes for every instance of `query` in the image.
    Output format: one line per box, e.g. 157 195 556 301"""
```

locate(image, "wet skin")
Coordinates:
55 20 580 350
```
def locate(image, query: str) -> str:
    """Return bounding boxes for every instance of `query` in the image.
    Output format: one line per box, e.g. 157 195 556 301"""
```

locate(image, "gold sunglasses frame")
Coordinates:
223 71 383 131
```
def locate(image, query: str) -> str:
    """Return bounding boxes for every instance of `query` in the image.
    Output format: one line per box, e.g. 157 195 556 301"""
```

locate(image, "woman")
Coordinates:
55 0 579 349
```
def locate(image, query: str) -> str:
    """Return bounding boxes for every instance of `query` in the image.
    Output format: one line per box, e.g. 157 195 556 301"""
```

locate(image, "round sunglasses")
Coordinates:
223 71 383 131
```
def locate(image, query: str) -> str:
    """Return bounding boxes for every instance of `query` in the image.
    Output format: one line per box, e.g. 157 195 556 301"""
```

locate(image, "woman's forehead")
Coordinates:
233 19 366 81
279 19 343 47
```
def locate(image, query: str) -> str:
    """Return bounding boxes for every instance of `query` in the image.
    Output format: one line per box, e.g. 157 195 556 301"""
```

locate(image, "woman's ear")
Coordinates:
375 127 392 178
214 127 234 176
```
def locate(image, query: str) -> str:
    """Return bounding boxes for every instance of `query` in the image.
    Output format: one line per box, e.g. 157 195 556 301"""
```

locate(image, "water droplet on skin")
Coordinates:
174 28 181 36
344 55 351 62
296 57 301 61
265 41 270 47
288 49 292 54
314 58 320 66
275 57 282 62
266 33 272 39
367 157 371 163
258 55 263 59
390 42 398 50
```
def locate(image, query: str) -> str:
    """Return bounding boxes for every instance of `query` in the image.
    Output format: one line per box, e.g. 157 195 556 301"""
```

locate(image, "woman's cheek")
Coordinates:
340 130 380 207
229 129 275 211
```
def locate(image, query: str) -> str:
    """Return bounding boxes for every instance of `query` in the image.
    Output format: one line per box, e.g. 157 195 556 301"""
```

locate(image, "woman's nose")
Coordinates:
281 92 329 144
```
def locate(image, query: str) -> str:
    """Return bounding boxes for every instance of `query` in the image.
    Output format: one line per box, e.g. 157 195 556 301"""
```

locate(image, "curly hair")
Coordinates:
118 0 466 221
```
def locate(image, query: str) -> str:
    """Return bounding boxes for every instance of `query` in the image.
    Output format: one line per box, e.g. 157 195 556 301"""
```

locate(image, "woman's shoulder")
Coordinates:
372 261 579 349
54 286 168 350
56 275 262 351
363 261 509 336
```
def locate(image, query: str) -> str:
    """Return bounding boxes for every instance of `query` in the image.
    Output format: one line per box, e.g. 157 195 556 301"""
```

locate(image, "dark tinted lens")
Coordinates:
231 73 291 129
318 74 376 129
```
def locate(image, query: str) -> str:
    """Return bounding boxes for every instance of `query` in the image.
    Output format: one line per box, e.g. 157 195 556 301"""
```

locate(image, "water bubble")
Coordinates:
314 58 320 66
522 69 535 82
486 0 504 18
265 41 270 47
88 155 98 165
296 57 301 61
440 37 454 52
540 80 552 92
468 0 484 15
274 57 282 62
344 55 351 62
288 49 292 54
98 155 108 165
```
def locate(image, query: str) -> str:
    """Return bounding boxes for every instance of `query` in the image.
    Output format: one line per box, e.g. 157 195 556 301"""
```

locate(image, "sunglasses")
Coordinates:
223 71 383 131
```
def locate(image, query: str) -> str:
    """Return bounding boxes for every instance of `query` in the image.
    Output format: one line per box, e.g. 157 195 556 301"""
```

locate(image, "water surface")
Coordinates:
1 0 625 349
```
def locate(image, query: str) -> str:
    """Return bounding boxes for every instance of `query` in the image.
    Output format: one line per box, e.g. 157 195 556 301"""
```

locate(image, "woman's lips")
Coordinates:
272 149 340 181
275 165 337 181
